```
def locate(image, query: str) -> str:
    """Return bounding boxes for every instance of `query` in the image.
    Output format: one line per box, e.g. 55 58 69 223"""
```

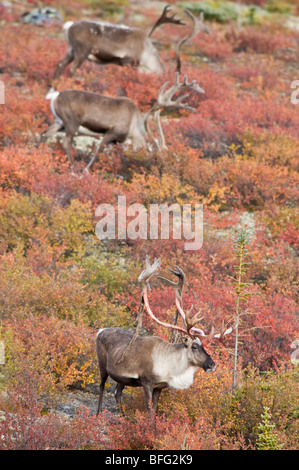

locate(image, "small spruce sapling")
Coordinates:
231 228 257 390
256 406 283 450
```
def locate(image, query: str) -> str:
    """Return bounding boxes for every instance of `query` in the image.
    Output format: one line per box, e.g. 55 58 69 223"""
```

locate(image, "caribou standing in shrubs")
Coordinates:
41 9 209 174
41 72 204 174
96 256 232 415
53 6 209 79
53 6 185 79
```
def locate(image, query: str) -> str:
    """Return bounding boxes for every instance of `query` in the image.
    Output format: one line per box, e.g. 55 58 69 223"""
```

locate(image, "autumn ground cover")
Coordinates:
0 0 298 450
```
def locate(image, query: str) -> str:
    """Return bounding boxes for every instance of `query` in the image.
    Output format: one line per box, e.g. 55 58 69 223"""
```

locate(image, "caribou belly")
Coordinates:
77 125 102 137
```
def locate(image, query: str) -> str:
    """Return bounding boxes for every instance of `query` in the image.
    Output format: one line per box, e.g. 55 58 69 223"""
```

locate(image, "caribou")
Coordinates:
42 10 207 174
41 87 147 173
96 256 232 415
53 5 185 79
41 73 204 174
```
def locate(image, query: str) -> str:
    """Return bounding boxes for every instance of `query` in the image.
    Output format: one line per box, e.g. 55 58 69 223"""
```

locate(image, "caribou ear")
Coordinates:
182 337 193 348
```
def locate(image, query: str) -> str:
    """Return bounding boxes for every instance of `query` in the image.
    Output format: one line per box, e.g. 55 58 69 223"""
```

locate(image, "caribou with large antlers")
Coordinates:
96 256 232 415
41 73 204 174
53 5 185 79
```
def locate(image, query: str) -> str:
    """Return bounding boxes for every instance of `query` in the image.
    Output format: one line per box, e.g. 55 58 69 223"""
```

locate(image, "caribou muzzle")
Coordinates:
203 356 216 373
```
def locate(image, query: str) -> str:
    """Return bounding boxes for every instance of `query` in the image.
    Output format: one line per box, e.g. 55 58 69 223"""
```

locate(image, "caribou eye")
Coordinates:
191 343 198 350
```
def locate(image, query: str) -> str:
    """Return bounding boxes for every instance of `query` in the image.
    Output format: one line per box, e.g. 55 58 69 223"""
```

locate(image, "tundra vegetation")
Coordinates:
0 0 298 450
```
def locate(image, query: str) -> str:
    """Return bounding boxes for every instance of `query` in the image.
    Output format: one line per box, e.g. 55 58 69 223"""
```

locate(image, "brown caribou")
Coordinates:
53 5 185 79
96 256 232 415
41 73 204 174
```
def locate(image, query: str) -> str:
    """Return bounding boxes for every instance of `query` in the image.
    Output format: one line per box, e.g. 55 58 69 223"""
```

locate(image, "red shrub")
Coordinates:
0 401 106 450
228 26 290 54
2 315 96 396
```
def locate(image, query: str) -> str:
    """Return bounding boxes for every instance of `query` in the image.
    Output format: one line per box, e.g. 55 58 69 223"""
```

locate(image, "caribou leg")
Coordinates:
114 383 125 414
85 128 121 172
141 381 155 415
40 120 64 141
54 47 74 79
96 371 108 416
152 388 162 413
62 131 76 168
69 47 90 76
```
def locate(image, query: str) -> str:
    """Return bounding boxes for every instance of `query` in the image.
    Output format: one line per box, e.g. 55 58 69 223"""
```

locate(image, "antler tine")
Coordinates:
158 265 186 286
181 75 205 94
157 275 177 287
175 296 233 343
144 72 204 150
143 81 170 144
192 320 234 343
169 266 186 285
184 10 210 40
193 325 216 342
154 74 204 111
149 5 186 37
175 299 204 333
157 265 186 297
138 254 161 288
185 308 204 331
214 324 233 340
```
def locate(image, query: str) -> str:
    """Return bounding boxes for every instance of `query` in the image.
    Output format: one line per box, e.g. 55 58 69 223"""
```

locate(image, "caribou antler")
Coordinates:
137 257 188 337
155 73 205 111
141 258 233 343
119 256 233 362
156 262 234 343
119 255 161 362
148 5 185 37
144 72 204 150
176 10 210 74
158 265 186 305
138 255 161 288
157 265 186 342
174 296 233 342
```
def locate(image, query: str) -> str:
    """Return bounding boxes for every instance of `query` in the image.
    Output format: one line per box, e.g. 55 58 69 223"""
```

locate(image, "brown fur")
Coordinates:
96 328 215 415
41 89 146 171
54 20 164 79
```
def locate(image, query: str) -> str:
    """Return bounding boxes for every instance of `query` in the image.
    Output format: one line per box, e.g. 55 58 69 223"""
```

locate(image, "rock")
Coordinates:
54 388 119 418
20 7 63 26
285 16 299 32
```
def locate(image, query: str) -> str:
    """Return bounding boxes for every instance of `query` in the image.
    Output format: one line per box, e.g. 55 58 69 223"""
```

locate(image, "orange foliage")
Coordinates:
0 0 298 450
